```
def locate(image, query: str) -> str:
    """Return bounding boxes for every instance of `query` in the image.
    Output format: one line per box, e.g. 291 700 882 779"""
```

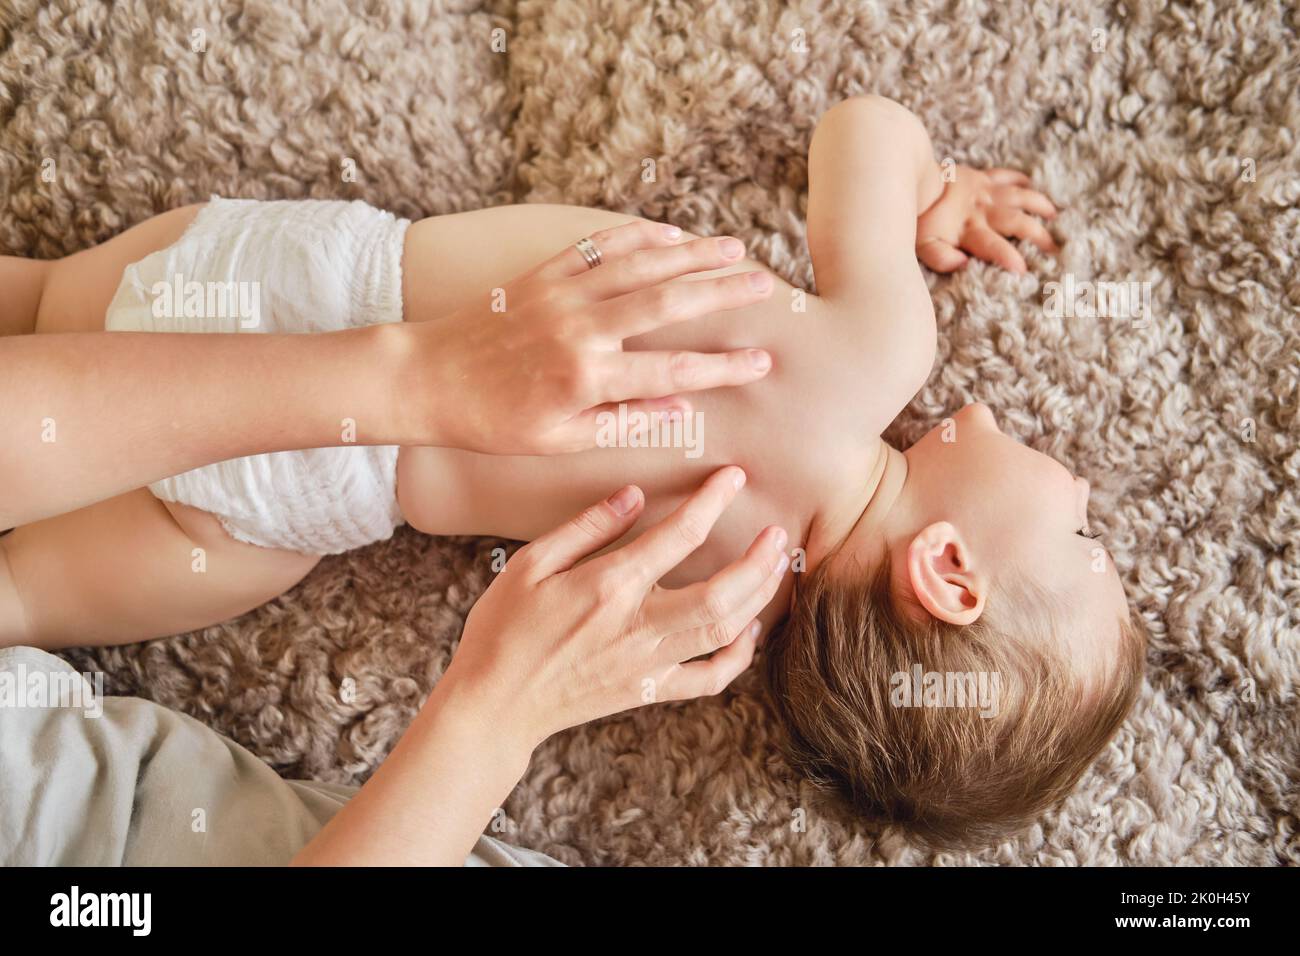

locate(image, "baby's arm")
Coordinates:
809 95 1059 284
804 96 944 393
804 96 1060 370
806 95 945 309
1 490 318 649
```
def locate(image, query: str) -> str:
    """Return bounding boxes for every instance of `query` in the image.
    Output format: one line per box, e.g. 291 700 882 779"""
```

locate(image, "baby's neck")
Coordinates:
803 440 908 577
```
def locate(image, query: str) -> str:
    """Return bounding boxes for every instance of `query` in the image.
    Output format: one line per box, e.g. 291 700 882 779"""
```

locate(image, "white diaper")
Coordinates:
104 197 410 555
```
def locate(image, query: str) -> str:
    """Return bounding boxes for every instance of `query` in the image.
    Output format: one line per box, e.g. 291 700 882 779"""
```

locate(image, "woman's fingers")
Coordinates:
514 484 646 579
607 466 747 589
562 397 693 452
532 219 685 281
600 268 775 346
582 270 776 406
571 394 689 433
652 524 786 635
661 620 761 701
597 343 772 406
657 569 781 667
653 526 789 664
578 235 754 306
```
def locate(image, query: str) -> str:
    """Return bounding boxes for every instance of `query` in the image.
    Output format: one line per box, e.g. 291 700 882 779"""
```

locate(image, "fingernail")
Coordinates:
773 527 788 551
731 467 746 490
747 271 772 292
608 485 640 515
663 224 681 240
749 349 771 372
774 553 790 577
719 237 744 258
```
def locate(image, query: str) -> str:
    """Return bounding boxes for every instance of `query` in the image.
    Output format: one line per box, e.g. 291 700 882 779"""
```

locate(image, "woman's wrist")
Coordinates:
294 663 537 866
367 321 445 448
431 661 548 762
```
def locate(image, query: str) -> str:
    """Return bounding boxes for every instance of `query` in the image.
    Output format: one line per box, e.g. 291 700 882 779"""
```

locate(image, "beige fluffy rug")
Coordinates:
2 0 1297 865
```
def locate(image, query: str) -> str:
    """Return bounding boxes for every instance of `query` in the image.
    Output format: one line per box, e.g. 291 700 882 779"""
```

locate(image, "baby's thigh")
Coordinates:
35 204 204 334
401 204 643 323
1 489 318 648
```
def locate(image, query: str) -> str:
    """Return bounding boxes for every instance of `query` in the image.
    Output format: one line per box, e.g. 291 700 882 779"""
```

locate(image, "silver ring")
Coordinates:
575 236 603 269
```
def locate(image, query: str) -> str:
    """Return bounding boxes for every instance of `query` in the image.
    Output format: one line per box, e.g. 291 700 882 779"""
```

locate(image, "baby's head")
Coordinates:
766 402 1145 846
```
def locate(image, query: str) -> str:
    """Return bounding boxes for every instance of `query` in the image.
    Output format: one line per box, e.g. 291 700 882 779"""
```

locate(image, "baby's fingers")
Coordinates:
917 236 969 273
965 225 1027 274
987 167 1031 187
1002 186 1058 220
989 208 1059 255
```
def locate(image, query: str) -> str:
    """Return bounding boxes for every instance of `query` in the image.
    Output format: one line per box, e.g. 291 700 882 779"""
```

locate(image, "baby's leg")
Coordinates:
1 203 319 649
32 204 205 334
0 257 50 335
0 491 318 649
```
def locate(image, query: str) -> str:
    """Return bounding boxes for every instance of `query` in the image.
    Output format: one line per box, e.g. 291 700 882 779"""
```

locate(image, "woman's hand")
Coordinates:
444 465 789 749
915 166 1059 274
293 467 789 865
401 220 776 455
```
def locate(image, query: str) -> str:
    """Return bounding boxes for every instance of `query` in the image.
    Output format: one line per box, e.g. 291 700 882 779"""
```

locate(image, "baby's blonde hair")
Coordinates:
765 557 1145 847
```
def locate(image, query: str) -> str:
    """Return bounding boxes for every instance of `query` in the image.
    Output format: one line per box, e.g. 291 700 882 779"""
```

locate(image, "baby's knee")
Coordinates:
395 446 440 535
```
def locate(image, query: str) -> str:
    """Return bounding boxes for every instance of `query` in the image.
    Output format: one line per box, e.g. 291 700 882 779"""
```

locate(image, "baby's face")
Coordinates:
904 403 1129 665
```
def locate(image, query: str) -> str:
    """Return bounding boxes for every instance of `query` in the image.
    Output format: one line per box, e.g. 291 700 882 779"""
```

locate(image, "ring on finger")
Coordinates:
575 236 603 270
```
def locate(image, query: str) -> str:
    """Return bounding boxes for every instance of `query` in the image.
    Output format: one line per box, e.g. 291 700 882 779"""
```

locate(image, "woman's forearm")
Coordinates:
3 218 777 530
0 324 411 528
291 672 535 866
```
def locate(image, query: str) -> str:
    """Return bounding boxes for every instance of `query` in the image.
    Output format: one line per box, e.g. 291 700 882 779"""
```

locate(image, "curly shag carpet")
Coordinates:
2 0 1297 865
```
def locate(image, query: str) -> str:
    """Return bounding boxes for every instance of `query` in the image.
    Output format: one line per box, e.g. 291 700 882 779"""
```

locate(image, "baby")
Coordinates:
0 96 1143 845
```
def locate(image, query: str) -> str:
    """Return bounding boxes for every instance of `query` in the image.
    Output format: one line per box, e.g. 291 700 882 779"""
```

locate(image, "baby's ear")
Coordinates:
905 521 987 625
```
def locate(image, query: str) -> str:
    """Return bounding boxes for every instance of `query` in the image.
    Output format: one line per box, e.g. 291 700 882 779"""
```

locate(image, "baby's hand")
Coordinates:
915 166 1058 274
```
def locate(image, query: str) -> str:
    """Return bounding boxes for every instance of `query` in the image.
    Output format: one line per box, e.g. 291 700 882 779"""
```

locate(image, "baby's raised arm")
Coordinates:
806 95 945 309
804 96 945 394
804 96 1060 374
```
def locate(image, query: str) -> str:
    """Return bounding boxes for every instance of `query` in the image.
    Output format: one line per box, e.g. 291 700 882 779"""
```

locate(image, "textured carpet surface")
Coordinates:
2 0 1297 864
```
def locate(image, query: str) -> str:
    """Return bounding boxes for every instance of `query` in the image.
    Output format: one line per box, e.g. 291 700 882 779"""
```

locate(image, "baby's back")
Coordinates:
397 203 893 612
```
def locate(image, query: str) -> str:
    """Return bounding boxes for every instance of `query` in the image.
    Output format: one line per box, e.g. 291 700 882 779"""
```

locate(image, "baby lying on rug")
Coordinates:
0 96 1143 845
